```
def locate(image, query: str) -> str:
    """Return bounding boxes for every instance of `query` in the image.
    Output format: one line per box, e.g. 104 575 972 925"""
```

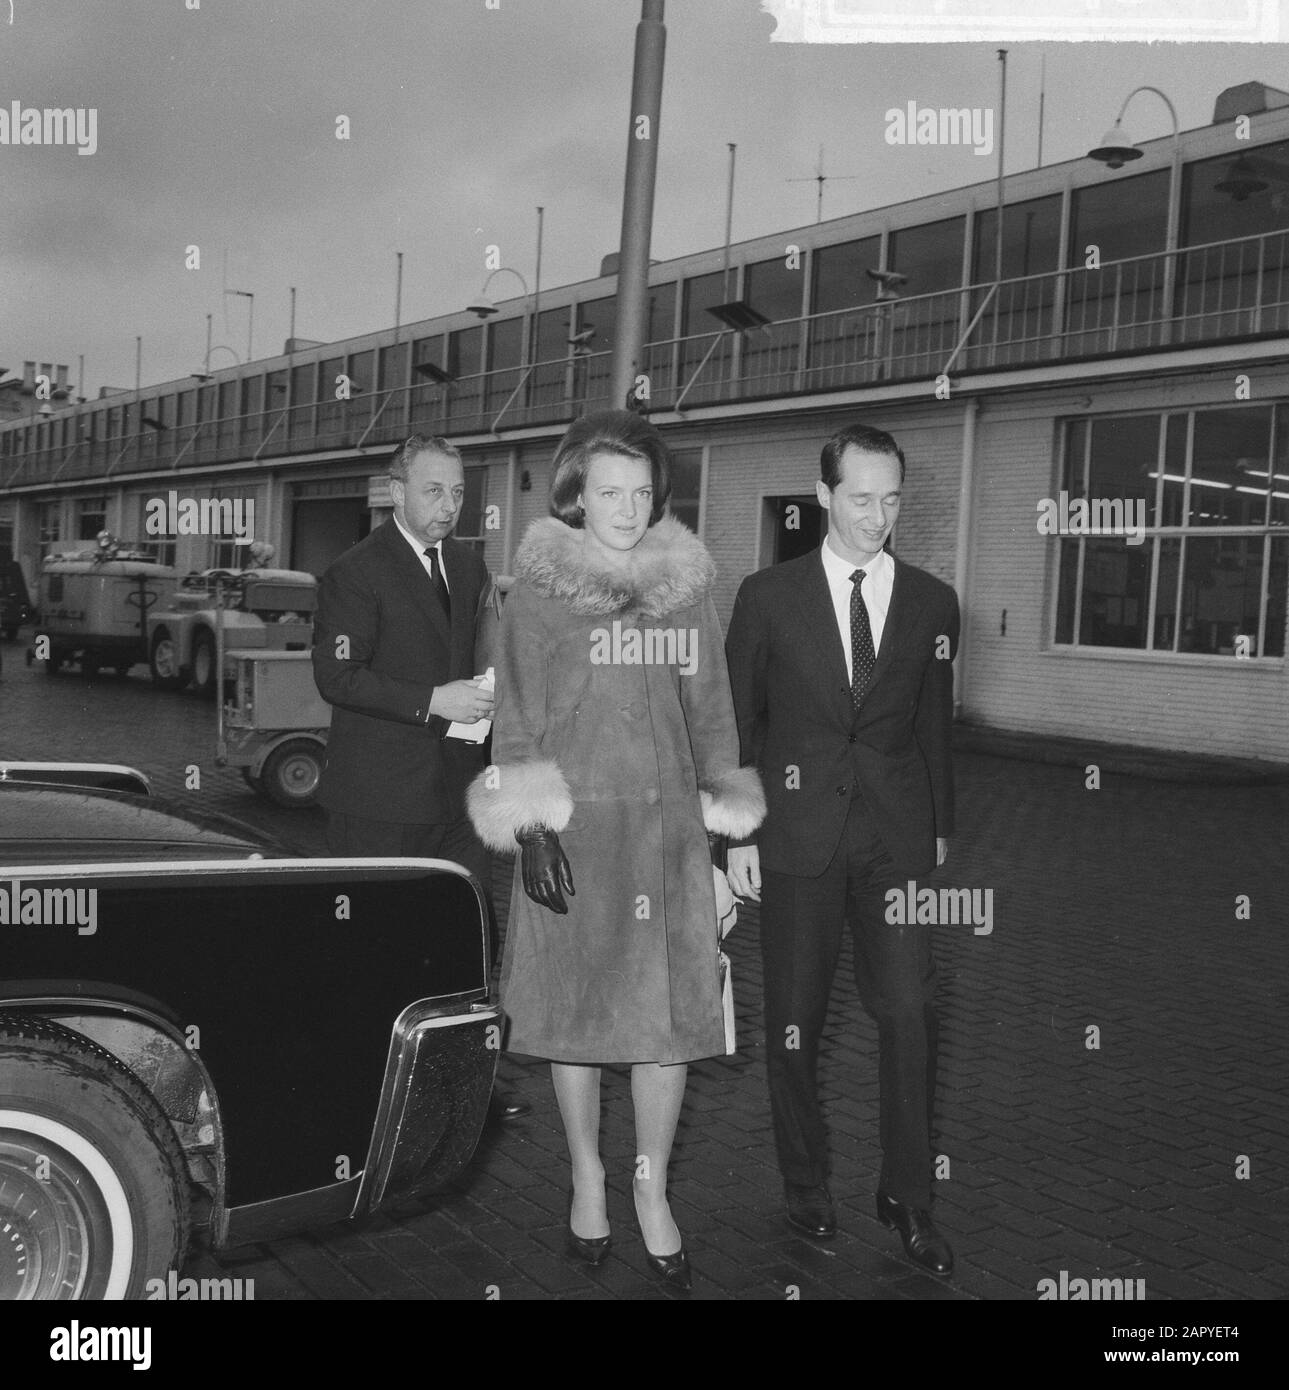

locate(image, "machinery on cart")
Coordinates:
29 534 177 677
146 543 317 697
218 649 330 807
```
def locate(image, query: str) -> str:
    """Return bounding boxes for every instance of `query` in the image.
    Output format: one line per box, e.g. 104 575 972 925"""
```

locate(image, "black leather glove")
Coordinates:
707 830 728 872
516 826 575 915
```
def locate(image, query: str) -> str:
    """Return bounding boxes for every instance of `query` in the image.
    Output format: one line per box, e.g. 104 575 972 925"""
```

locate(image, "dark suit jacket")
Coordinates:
725 547 959 880
312 518 490 824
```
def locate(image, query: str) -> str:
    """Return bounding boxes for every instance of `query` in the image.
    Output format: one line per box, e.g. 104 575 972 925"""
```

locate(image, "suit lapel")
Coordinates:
440 538 477 676
380 520 452 650
863 555 906 699
791 550 853 726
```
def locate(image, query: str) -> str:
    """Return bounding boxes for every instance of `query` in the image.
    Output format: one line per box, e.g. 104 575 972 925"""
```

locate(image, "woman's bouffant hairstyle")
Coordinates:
549 410 673 528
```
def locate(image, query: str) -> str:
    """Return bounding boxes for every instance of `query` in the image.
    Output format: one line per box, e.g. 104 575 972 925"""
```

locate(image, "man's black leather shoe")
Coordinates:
488 1093 531 1123
784 1183 836 1239
875 1191 954 1276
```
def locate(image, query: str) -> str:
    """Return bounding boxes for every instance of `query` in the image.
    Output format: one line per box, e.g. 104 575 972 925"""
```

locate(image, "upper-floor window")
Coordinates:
1182 139 1289 248
1070 167 1170 264
887 215 966 296
972 193 1063 283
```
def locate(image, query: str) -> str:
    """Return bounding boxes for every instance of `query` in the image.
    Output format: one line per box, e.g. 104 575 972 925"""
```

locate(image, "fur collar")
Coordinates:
513 514 716 618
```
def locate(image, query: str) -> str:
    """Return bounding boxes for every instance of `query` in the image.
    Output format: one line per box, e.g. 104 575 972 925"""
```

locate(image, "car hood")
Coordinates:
0 785 290 866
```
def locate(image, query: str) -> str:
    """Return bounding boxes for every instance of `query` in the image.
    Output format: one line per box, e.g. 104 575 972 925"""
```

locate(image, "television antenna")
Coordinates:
787 145 862 223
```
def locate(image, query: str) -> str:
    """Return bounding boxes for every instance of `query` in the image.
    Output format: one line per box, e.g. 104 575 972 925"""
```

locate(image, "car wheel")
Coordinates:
0 1014 189 1300
149 630 188 691
43 650 63 677
82 652 101 679
259 738 323 808
190 629 216 698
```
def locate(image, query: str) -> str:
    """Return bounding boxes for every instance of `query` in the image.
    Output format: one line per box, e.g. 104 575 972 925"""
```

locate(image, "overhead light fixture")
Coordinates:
706 300 771 333
867 267 907 302
1087 121 1143 170
466 296 499 320
1214 155 1269 202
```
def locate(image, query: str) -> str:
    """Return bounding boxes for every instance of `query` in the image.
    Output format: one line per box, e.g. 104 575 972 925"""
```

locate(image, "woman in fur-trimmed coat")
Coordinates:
467 411 763 1284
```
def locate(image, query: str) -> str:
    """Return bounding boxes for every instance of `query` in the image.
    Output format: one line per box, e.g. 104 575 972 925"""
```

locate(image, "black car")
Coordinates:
0 765 499 1300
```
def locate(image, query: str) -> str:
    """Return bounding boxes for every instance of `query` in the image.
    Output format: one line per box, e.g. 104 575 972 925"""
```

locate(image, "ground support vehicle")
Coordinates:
146 568 317 697
0 764 500 1300
30 542 177 678
219 650 331 808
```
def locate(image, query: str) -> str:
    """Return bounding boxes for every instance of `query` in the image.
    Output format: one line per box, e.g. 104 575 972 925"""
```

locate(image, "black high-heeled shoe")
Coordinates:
629 1202 691 1293
566 1190 612 1266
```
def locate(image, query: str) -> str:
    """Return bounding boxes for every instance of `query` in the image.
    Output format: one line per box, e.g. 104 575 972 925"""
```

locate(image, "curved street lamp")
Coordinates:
1087 85 1181 341
465 267 530 320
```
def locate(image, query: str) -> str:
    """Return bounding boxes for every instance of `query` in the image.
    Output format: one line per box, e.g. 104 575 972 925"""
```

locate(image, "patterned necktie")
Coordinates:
849 569 876 709
424 546 451 619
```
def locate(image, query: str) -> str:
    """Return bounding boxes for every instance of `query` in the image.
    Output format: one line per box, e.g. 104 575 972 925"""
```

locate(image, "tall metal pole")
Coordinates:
722 142 737 299
204 314 212 375
609 0 666 411
1037 51 1046 169
289 286 297 351
995 48 1007 287
134 336 141 396
532 206 544 367
394 252 403 331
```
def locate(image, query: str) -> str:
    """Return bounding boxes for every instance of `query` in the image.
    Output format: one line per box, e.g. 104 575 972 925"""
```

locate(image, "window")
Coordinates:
532 305 573 410
643 281 678 397
1177 139 1289 342
742 256 806 394
38 501 62 553
485 319 524 414
1066 168 1170 353
969 194 1063 367
453 467 488 555
572 295 616 407
808 235 883 386
678 270 733 405
76 496 108 541
886 216 966 374
667 447 704 536
447 325 484 428
1053 405 1288 657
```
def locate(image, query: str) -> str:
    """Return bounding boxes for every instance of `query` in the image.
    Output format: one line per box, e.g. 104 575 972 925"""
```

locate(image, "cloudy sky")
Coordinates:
1 0 1284 396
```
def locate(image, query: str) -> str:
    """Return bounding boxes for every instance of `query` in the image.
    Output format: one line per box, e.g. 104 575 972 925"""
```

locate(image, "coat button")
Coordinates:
848 733 857 743
836 786 848 798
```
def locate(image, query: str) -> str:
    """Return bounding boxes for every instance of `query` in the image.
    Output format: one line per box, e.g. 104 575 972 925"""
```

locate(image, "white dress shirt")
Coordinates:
820 535 894 680
393 512 449 593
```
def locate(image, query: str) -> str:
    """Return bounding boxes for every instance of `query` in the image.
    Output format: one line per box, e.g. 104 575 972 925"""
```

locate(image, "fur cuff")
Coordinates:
467 759 574 851
699 767 766 840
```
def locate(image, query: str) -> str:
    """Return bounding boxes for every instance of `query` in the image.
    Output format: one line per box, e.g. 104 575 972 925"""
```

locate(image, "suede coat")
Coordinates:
468 515 764 1065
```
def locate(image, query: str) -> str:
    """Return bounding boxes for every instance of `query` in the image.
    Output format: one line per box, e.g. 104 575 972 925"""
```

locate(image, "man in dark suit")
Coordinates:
725 422 959 1275
313 434 526 1119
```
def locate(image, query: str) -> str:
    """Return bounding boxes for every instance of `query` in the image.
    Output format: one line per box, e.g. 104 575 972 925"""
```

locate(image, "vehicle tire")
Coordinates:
81 652 101 679
259 738 323 808
190 628 216 698
149 629 188 691
43 650 64 676
0 1014 189 1300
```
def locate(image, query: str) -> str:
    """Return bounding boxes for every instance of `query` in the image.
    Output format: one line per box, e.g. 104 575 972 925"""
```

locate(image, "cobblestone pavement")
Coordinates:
3 644 1287 1302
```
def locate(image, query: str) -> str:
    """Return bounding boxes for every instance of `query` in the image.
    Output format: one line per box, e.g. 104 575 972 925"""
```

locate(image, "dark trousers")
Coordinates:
759 797 938 1207
325 811 497 966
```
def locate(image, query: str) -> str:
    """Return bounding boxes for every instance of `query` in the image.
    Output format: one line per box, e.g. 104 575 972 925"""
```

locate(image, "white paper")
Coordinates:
445 668 495 743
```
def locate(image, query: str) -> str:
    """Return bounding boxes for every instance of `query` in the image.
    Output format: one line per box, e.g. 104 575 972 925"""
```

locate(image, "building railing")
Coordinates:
4 229 1287 490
